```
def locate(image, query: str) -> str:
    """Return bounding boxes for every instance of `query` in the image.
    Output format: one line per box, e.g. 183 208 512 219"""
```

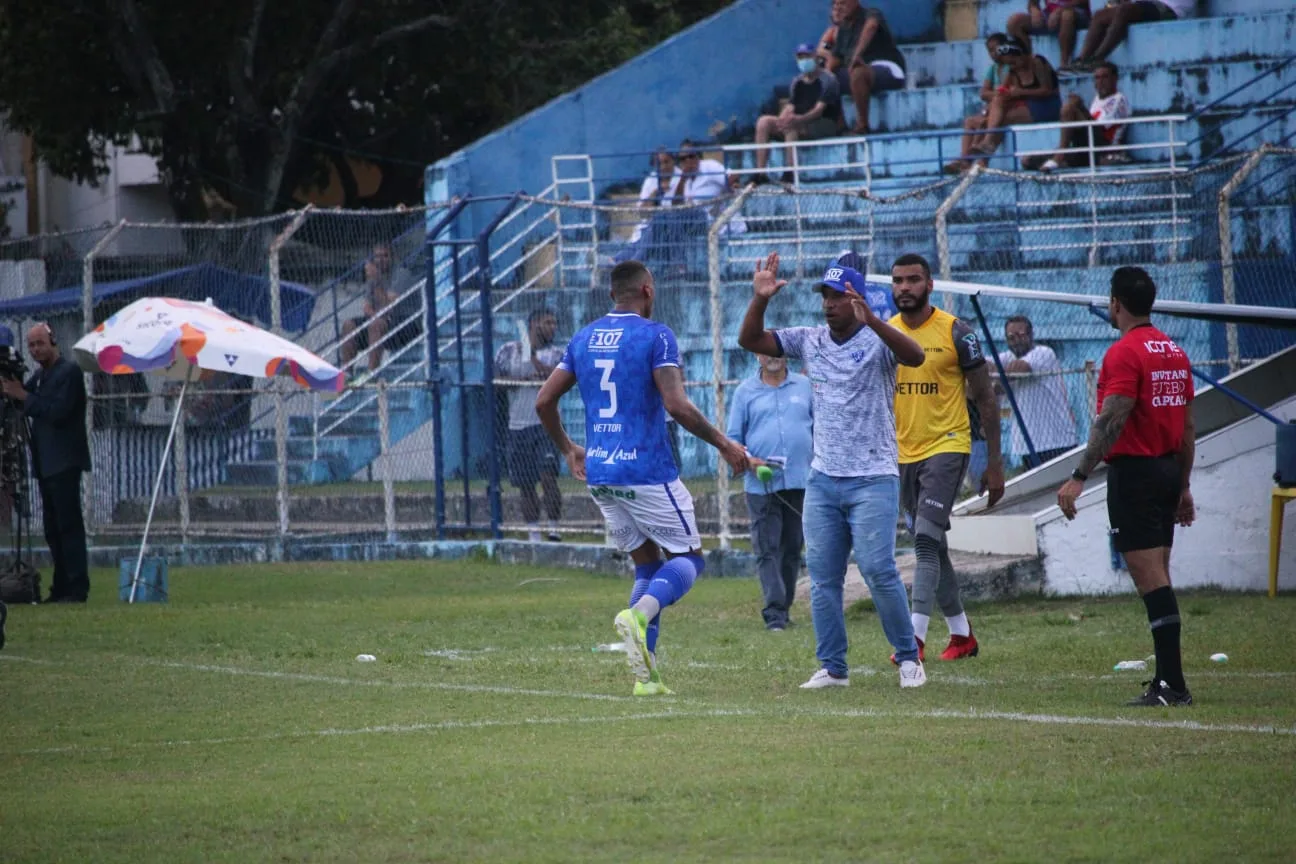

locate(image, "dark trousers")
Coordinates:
747 489 805 627
39 469 88 601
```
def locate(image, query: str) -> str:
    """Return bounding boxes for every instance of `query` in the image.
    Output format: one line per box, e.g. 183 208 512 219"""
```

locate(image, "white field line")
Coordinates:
14 709 758 756
142 660 634 702
12 702 1294 759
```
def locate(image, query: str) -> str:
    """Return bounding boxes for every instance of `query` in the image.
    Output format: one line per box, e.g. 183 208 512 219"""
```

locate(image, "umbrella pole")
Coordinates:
131 372 191 603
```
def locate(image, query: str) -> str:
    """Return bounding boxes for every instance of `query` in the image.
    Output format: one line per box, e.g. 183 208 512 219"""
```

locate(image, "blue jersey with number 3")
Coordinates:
557 311 681 486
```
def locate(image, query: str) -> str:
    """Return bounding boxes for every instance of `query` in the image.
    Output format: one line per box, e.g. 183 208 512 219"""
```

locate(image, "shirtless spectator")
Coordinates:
1007 0 1091 70
1035 62 1132 171
817 0 906 135
754 42 843 184
945 33 1007 174
340 243 422 377
1070 0 1196 71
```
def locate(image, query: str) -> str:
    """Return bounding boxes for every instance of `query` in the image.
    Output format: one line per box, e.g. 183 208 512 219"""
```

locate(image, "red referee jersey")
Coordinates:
1096 323 1193 460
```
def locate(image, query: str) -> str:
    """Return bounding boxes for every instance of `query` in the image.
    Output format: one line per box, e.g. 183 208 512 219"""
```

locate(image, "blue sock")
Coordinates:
631 562 664 654
646 554 705 610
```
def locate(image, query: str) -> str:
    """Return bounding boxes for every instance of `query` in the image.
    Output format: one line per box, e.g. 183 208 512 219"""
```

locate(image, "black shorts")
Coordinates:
1106 455 1181 553
900 452 969 533
505 425 560 488
1131 1 1181 22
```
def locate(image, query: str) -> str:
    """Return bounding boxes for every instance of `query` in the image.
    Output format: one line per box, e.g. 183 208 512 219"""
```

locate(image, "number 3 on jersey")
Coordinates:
594 358 618 418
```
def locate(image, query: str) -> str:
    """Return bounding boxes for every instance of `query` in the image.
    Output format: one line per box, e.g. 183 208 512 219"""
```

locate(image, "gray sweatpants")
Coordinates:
746 489 805 628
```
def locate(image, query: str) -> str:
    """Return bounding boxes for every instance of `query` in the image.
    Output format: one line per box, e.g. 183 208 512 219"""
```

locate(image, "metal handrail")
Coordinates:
1185 56 1296 123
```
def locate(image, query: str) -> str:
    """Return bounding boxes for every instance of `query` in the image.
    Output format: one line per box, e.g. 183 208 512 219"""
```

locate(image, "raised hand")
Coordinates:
847 290 877 326
753 252 788 299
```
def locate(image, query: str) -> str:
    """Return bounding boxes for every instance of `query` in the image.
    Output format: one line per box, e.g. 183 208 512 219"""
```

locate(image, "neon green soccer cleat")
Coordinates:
633 680 674 696
613 608 655 684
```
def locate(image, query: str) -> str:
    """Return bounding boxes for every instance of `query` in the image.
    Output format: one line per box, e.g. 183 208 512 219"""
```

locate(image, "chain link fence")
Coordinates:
0 148 1289 554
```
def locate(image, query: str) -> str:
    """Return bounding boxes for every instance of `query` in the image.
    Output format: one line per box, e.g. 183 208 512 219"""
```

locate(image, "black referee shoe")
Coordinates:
1126 679 1193 707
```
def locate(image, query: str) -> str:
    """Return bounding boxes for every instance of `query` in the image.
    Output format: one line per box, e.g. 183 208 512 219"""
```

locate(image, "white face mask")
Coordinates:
797 58 817 74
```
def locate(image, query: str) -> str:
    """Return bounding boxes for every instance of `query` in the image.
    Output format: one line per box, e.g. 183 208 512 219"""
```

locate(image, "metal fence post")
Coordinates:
1218 144 1271 374
81 219 127 538
378 380 397 543
268 208 311 553
709 185 755 550
935 165 982 313
476 194 523 538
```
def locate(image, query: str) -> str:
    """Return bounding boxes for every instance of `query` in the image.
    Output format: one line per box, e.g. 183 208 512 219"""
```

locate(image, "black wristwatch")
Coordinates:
1071 468 1087 482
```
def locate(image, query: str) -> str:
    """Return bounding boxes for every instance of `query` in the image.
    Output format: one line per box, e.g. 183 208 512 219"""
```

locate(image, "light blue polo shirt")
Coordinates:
726 371 814 494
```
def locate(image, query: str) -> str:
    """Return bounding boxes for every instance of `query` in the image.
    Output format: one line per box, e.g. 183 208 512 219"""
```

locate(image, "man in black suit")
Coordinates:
1 324 91 603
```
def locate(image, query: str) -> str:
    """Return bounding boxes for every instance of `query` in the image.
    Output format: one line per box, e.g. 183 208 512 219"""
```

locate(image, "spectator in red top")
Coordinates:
1034 61 1132 171
1007 0 1092 69
1057 266 1196 708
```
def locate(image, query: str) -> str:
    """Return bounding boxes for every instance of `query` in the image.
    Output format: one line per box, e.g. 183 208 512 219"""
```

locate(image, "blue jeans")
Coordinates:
804 470 918 676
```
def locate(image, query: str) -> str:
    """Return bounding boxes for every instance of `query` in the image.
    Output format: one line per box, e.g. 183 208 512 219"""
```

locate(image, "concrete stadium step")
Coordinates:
974 0 1294 41
870 58 1296 136
902 9 1295 90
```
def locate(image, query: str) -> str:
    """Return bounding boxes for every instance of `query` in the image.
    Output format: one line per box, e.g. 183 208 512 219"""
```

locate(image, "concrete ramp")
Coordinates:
945 346 1296 594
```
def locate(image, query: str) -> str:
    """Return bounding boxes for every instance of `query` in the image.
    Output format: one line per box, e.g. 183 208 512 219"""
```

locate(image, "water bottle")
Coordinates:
1113 660 1147 671
592 642 626 653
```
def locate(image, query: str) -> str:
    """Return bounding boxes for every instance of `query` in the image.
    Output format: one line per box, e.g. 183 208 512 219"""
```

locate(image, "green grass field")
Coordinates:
2 561 1294 863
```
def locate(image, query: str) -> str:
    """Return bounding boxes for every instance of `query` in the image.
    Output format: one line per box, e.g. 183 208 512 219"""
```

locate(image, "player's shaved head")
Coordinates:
610 260 652 302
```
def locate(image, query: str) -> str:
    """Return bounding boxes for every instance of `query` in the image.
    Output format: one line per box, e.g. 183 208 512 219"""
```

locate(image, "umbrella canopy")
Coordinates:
72 296 344 393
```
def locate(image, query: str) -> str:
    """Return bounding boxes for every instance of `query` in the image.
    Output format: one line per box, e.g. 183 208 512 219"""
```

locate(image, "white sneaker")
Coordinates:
899 660 927 689
1039 158 1060 173
800 669 849 689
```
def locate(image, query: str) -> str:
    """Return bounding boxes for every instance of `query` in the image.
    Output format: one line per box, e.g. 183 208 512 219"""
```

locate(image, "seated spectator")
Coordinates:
817 0 906 135
639 148 681 210
1034 62 1132 171
1007 0 1091 70
953 38 1059 169
1070 0 1196 70
672 142 729 205
995 315 1078 467
340 242 423 378
753 42 843 184
945 33 1008 174
184 370 253 430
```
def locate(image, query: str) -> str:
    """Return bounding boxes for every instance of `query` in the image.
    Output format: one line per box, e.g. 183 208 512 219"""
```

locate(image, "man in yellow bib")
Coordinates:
888 253 1004 662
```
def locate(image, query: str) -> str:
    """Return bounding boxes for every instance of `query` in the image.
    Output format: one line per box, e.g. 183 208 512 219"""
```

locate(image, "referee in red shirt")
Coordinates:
1057 267 1196 707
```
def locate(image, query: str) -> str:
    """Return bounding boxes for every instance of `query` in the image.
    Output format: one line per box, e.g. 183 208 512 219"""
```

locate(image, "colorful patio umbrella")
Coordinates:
73 296 345 602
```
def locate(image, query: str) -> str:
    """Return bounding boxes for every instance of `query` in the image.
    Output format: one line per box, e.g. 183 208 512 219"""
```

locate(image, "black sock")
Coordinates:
1142 586 1186 692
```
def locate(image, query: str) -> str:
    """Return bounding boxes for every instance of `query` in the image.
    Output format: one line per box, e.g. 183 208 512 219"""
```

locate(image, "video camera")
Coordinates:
0 345 25 383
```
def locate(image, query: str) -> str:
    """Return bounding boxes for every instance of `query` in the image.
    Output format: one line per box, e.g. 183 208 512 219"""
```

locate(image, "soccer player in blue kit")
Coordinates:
535 260 750 695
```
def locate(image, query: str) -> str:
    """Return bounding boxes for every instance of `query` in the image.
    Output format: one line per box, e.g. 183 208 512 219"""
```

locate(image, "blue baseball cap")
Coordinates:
816 264 866 295
795 42 817 55
835 251 869 272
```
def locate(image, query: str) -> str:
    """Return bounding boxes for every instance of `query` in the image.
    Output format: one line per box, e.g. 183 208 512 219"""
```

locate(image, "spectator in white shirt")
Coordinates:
672 141 730 205
639 148 682 208
1038 62 1132 172
1071 0 1196 70
997 315 1079 467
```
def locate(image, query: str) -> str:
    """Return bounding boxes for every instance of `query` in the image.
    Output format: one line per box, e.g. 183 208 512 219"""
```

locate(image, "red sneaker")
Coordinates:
940 633 979 661
890 636 925 666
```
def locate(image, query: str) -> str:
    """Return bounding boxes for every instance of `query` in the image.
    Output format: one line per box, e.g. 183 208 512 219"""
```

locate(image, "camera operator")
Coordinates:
1 324 91 604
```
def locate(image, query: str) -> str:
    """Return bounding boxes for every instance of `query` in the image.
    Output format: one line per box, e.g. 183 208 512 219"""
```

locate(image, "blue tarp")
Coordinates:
0 263 317 332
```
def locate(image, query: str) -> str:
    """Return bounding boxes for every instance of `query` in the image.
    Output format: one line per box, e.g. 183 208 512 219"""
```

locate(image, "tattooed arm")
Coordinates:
1057 393 1135 520
1076 394 1136 477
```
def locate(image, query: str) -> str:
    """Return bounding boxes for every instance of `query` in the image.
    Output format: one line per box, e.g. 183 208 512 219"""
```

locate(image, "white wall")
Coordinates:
38 142 173 234
1038 394 1296 595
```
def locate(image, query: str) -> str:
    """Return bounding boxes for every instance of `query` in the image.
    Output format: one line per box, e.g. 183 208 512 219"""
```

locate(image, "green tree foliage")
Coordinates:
0 0 730 220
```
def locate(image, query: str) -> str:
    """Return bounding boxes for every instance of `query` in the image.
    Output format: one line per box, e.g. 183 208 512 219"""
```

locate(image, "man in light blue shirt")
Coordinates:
727 353 813 631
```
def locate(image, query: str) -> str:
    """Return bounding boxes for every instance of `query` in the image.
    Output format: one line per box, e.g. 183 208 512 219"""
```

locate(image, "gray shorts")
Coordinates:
900 452 970 533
